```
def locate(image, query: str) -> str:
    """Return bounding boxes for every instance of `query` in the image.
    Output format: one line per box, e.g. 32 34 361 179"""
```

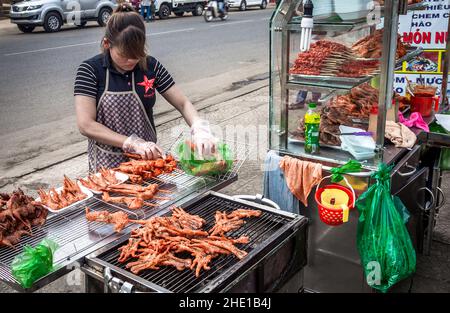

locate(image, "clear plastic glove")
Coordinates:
122 134 164 160
190 119 218 160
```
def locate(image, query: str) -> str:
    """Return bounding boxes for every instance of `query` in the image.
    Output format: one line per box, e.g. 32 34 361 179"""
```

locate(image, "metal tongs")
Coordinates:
300 0 314 52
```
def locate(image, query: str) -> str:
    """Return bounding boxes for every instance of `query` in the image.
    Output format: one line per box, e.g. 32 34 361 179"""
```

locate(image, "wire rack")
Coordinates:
168 132 252 182
0 134 252 290
0 197 126 288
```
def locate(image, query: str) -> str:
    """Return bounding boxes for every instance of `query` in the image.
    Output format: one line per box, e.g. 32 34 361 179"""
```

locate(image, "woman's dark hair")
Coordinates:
102 2 148 70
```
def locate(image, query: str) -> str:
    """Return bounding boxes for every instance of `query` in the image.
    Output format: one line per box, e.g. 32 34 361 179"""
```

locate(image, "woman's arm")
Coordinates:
75 95 128 148
160 85 200 126
161 85 218 157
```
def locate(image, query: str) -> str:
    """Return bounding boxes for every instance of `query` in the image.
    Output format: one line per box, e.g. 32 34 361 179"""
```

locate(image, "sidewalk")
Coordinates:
0 16 14 33
1 83 450 293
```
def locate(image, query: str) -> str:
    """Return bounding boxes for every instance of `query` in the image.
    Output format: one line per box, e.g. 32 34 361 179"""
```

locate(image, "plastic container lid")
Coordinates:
308 103 317 109
339 125 376 152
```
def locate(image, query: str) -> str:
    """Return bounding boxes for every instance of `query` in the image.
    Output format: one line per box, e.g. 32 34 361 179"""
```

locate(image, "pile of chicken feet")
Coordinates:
1 190 48 248
117 207 262 277
114 154 178 184
37 176 87 211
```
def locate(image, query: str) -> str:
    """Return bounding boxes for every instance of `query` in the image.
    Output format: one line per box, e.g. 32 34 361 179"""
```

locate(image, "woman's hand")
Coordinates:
190 119 218 160
161 86 217 159
122 134 165 159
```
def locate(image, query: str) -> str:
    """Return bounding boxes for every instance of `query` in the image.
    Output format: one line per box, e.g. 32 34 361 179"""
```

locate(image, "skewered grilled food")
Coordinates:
351 29 409 59
37 176 87 210
289 40 355 76
1 190 48 248
289 40 380 77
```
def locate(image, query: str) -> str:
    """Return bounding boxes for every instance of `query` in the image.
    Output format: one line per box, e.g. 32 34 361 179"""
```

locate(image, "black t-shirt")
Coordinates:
74 52 175 131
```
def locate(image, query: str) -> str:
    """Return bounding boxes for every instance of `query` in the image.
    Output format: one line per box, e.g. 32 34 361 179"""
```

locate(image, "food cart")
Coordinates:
267 0 449 292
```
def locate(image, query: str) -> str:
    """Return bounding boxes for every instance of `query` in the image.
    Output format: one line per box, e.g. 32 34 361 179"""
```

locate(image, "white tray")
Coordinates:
78 171 129 195
35 185 93 214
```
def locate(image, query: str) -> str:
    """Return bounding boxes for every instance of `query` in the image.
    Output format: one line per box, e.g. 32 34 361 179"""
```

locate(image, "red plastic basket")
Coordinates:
315 176 355 226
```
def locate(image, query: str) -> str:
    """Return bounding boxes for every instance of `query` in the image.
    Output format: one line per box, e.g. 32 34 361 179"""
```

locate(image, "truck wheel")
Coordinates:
97 7 112 27
17 25 35 33
260 0 267 9
174 11 184 17
192 4 203 16
43 12 62 32
159 4 171 19
239 0 247 11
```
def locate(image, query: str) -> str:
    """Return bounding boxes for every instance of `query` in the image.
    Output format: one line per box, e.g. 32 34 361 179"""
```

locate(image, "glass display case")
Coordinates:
269 0 426 170
268 0 436 293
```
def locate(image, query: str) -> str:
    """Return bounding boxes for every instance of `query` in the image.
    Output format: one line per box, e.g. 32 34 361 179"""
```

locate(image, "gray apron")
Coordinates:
88 69 157 172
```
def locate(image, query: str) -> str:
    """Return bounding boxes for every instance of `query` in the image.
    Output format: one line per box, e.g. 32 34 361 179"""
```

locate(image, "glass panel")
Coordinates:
269 0 408 169
269 0 426 169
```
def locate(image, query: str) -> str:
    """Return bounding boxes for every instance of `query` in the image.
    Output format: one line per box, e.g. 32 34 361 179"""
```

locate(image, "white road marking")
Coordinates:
4 28 196 56
210 19 254 27
4 41 99 56
147 28 195 36
260 17 270 21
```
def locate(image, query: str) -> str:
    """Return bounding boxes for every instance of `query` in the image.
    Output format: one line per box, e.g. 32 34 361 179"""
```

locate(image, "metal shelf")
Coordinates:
287 3 428 34
278 142 379 171
287 74 374 92
286 46 423 91
287 16 370 34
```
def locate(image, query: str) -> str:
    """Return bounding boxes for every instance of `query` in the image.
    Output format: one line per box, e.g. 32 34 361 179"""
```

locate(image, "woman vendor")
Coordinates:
74 3 215 172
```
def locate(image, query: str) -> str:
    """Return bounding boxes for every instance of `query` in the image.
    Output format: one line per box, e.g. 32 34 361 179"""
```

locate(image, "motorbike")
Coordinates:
204 0 229 22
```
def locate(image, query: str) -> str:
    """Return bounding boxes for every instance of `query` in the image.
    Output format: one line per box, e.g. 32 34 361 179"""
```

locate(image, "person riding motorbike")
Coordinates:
216 0 226 16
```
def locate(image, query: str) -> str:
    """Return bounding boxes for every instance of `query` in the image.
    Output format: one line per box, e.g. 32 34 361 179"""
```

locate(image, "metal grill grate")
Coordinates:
97 135 251 219
0 137 250 290
95 194 294 293
0 197 127 288
95 169 211 219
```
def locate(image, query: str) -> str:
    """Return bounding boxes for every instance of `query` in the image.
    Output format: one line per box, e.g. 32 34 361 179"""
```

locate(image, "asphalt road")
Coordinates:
0 7 272 136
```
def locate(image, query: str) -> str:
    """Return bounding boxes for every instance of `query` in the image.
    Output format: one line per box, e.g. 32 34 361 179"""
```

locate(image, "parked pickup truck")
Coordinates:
10 0 117 33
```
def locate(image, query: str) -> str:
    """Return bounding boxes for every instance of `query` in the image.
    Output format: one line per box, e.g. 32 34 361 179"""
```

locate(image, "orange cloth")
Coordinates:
279 156 323 207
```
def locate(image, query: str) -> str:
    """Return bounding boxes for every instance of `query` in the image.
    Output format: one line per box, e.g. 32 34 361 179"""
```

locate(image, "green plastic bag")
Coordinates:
429 121 450 171
330 160 362 183
356 163 416 293
176 140 233 176
11 239 59 288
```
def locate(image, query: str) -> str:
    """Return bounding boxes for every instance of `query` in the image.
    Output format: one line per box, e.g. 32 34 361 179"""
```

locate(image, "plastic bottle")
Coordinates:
304 103 320 154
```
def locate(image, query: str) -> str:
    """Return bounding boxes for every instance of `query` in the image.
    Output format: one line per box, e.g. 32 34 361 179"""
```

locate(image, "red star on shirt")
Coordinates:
137 75 155 94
